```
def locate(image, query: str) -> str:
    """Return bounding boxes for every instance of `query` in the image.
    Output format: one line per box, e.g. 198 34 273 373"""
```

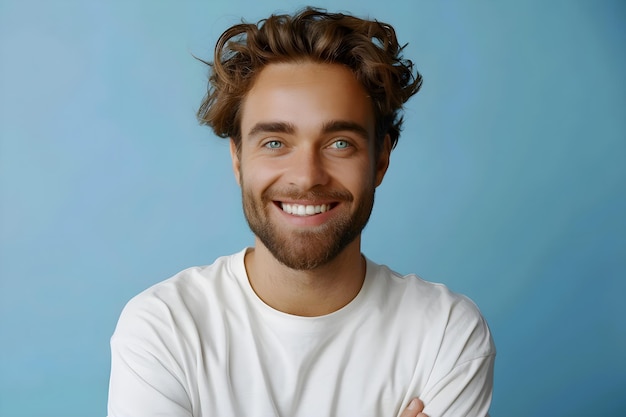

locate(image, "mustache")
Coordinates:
262 186 353 202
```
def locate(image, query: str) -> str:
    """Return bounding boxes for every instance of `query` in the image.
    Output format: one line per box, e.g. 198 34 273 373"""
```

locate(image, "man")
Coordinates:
108 8 495 417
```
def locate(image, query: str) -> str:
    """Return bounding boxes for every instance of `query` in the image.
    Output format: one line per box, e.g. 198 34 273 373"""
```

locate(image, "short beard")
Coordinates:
241 185 375 271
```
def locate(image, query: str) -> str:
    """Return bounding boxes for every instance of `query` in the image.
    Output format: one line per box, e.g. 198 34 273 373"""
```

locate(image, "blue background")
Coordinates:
1 0 624 416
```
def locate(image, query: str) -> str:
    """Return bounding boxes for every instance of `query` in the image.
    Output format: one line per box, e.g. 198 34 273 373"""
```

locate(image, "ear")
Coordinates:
374 135 392 187
229 139 241 186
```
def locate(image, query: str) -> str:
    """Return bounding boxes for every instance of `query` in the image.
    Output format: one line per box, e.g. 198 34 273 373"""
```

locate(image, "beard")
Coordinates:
241 182 376 271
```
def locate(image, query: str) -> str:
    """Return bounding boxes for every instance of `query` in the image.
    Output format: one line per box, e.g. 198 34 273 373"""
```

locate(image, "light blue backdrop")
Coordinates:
1 1 624 416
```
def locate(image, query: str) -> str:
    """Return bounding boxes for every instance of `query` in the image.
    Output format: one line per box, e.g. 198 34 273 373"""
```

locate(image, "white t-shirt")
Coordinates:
108 249 495 417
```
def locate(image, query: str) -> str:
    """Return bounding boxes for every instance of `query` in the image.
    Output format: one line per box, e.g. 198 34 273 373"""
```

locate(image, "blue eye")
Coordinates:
265 140 282 149
332 140 350 149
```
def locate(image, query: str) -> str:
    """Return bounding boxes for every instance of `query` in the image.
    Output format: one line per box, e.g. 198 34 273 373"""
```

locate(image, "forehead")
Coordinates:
240 62 375 136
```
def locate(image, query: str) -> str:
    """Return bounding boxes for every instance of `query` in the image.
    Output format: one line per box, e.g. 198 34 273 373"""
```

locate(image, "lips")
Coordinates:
280 203 331 216
268 188 350 218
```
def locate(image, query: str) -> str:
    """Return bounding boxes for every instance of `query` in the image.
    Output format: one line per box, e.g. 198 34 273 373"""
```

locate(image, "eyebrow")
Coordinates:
246 120 371 140
247 122 296 138
321 120 370 141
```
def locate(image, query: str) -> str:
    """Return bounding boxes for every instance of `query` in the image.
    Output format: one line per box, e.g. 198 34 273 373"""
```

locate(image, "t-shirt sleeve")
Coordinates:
419 296 496 417
107 296 193 417
420 354 495 417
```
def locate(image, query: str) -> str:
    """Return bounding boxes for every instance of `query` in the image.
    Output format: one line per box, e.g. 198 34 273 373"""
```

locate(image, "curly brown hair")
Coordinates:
197 7 422 153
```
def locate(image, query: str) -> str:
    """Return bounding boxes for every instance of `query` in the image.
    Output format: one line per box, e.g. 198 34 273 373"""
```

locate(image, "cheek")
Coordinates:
239 160 280 193
335 159 376 190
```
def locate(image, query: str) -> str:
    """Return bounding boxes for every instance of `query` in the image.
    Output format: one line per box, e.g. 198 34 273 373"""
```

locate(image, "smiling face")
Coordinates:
232 62 390 270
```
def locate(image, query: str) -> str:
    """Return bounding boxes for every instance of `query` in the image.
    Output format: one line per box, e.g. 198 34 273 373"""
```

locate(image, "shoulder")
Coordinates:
127 253 233 307
113 250 246 338
369 260 476 312
368 260 495 361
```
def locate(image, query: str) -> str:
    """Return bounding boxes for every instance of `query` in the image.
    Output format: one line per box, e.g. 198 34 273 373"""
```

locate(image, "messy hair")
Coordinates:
197 7 422 152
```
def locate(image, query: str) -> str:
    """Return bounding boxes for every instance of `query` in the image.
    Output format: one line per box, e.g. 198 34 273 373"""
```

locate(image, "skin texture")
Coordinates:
230 61 428 417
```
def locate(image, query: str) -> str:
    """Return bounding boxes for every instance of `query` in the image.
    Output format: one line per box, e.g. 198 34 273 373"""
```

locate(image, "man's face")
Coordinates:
231 62 390 270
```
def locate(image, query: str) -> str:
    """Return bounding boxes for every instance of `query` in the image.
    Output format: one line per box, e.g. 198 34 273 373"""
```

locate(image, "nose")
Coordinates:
288 146 330 190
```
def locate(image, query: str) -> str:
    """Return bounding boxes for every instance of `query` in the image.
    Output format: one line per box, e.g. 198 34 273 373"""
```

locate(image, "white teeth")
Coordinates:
281 203 330 216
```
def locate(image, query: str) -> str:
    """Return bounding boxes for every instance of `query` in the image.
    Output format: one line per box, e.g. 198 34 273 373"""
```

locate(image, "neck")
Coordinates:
244 237 366 317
